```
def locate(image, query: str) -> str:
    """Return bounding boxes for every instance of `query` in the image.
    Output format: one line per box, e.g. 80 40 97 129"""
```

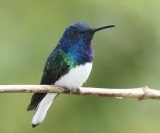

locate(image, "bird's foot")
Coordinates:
64 87 81 94
64 87 71 93
75 88 81 95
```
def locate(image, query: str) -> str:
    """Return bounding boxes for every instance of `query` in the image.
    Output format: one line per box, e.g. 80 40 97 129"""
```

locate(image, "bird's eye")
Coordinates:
74 30 81 34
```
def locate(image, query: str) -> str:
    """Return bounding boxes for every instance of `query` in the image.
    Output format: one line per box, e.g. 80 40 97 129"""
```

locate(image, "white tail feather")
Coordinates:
32 93 58 126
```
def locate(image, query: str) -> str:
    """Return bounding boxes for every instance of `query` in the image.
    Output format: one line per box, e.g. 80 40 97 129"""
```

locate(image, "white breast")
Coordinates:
55 63 92 89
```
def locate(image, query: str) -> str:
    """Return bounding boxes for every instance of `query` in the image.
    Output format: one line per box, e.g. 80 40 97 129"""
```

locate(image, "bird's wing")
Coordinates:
27 46 76 111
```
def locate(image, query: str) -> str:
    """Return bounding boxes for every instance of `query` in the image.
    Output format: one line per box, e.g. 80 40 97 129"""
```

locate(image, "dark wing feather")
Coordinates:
27 47 74 111
27 93 46 110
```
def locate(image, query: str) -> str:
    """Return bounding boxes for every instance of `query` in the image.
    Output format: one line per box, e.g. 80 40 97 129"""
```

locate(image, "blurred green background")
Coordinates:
0 0 160 133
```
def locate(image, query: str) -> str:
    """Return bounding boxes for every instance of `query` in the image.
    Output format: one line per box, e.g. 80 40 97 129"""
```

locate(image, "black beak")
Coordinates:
91 25 115 33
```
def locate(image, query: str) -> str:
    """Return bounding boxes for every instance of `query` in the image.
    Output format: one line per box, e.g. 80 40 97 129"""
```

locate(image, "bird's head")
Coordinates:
60 22 115 46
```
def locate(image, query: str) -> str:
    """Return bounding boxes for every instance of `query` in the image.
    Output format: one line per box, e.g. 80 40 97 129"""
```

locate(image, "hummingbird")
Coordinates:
27 22 115 128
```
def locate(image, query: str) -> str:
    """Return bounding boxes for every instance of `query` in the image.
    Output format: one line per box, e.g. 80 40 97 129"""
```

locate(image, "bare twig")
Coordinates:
0 85 160 100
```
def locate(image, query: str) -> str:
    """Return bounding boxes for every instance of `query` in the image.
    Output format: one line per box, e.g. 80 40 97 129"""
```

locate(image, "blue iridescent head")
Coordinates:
60 22 115 46
60 23 93 45
59 22 115 64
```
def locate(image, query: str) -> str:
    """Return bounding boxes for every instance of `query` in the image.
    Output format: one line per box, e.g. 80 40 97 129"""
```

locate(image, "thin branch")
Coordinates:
0 85 160 100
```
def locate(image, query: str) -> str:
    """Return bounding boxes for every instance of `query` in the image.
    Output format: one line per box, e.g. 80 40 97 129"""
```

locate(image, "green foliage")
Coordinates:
0 0 160 132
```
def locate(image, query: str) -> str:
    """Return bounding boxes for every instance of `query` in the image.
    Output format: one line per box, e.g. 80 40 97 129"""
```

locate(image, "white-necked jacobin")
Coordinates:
27 22 115 128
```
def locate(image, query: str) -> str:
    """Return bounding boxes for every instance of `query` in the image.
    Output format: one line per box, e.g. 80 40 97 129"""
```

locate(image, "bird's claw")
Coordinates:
64 87 70 93
75 88 81 95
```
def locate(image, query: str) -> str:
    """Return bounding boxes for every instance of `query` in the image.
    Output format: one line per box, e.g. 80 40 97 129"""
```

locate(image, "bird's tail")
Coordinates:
31 93 58 128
